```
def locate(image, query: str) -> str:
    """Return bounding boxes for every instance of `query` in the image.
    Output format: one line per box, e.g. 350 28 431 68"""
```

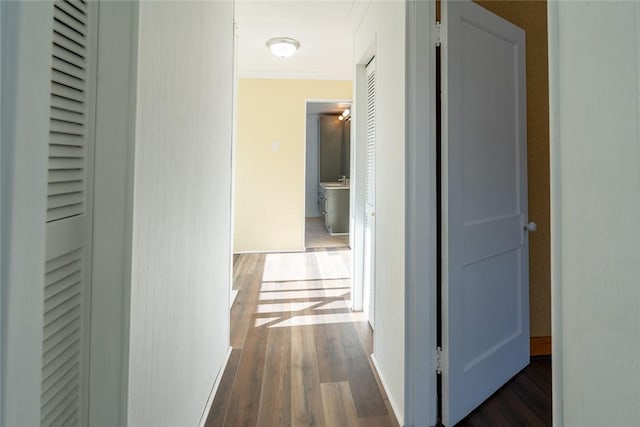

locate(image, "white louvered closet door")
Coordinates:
363 58 376 327
43 1 97 426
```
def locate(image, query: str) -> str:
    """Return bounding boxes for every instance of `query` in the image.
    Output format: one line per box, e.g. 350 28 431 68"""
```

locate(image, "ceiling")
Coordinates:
235 1 356 80
306 101 352 115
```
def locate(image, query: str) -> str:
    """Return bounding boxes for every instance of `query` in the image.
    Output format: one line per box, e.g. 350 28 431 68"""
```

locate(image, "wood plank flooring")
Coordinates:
305 217 349 249
209 249 552 427
457 357 552 427
206 249 398 427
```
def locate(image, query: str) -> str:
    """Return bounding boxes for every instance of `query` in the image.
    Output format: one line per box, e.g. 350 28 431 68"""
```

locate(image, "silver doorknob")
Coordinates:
525 222 537 232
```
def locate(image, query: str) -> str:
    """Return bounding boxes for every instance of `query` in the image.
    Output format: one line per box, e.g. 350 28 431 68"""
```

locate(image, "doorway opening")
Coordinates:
304 100 352 250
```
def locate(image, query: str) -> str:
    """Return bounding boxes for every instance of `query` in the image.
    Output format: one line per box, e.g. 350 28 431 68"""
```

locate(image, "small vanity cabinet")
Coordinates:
319 183 350 234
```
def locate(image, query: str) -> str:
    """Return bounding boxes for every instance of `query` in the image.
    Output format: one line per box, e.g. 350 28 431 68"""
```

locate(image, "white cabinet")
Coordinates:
319 184 350 234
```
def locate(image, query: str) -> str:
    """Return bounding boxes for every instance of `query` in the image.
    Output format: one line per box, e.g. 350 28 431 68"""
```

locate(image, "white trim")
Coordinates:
233 249 305 255
371 354 403 427
0 2 4 416
90 3 139 425
198 346 233 427
547 2 563 425
404 1 438 426
352 38 376 315
304 99 354 251
348 0 373 34
230 22 239 308
2 3 53 425
237 71 352 81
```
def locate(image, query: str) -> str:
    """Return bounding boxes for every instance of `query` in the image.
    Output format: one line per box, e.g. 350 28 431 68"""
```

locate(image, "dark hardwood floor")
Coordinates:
457 357 552 427
206 250 552 427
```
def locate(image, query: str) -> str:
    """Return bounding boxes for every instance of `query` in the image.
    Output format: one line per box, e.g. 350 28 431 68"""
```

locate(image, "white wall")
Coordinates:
305 113 321 217
128 2 234 426
1 2 53 425
548 2 640 425
352 1 406 423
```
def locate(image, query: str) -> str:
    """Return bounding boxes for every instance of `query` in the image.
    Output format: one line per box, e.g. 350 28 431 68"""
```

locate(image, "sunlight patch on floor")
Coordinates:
262 250 352 282
260 280 350 292
268 312 367 328
258 288 349 301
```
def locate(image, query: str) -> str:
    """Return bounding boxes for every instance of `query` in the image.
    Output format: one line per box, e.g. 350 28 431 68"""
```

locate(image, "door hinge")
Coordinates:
435 21 442 47
436 346 443 374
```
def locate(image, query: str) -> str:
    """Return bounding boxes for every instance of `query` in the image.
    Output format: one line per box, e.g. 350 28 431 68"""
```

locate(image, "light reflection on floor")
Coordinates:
255 249 364 328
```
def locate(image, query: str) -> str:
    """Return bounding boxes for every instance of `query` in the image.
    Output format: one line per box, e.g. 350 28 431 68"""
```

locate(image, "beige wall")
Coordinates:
234 79 352 253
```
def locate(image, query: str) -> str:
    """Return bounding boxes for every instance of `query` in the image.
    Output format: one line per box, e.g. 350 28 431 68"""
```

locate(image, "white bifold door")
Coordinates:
363 58 376 327
441 1 530 425
43 1 97 426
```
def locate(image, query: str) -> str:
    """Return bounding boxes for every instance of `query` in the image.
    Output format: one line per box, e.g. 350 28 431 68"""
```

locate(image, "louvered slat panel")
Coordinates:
44 2 92 425
51 95 84 116
55 0 87 25
49 144 83 158
47 398 78 427
50 120 84 136
52 70 86 94
50 107 84 125
48 0 87 224
48 181 84 197
42 357 78 399
45 259 82 288
52 44 85 70
67 0 87 14
51 82 84 103
47 205 83 223
42 249 82 427
47 193 83 210
52 56 85 81
54 2 87 31
52 10 85 39
53 32 86 60
53 17 86 48
365 65 376 206
48 169 84 183
46 248 81 271
48 157 83 170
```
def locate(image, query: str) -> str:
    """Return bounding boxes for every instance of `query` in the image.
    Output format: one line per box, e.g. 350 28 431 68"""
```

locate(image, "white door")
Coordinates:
43 1 98 426
362 58 376 327
441 1 529 425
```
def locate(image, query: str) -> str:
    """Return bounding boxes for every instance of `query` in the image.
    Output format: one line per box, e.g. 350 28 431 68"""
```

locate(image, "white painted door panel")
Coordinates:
441 1 529 425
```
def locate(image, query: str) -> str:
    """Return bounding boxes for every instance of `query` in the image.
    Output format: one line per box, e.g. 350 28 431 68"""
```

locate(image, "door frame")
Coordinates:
404 1 438 425
302 98 352 250
352 56 375 317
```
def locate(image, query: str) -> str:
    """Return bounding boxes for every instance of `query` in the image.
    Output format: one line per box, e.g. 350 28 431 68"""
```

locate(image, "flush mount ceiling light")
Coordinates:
266 37 300 58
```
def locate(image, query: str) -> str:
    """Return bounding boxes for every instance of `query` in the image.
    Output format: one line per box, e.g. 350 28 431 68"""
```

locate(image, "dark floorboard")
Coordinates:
456 357 552 427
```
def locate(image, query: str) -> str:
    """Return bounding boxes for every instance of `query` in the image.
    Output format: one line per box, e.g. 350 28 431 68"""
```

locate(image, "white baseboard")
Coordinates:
371 354 404 427
230 289 239 307
198 346 233 427
233 248 305 254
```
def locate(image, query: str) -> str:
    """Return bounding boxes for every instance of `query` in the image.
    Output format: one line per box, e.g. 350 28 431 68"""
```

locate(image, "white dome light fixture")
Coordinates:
266 37 300 58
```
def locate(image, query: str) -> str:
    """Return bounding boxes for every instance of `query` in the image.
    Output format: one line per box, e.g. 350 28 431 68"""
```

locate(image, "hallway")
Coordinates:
206 249 398 427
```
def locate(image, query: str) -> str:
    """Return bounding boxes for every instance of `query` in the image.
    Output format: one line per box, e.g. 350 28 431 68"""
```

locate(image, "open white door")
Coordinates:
363 58 376 327
441 1 530 425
